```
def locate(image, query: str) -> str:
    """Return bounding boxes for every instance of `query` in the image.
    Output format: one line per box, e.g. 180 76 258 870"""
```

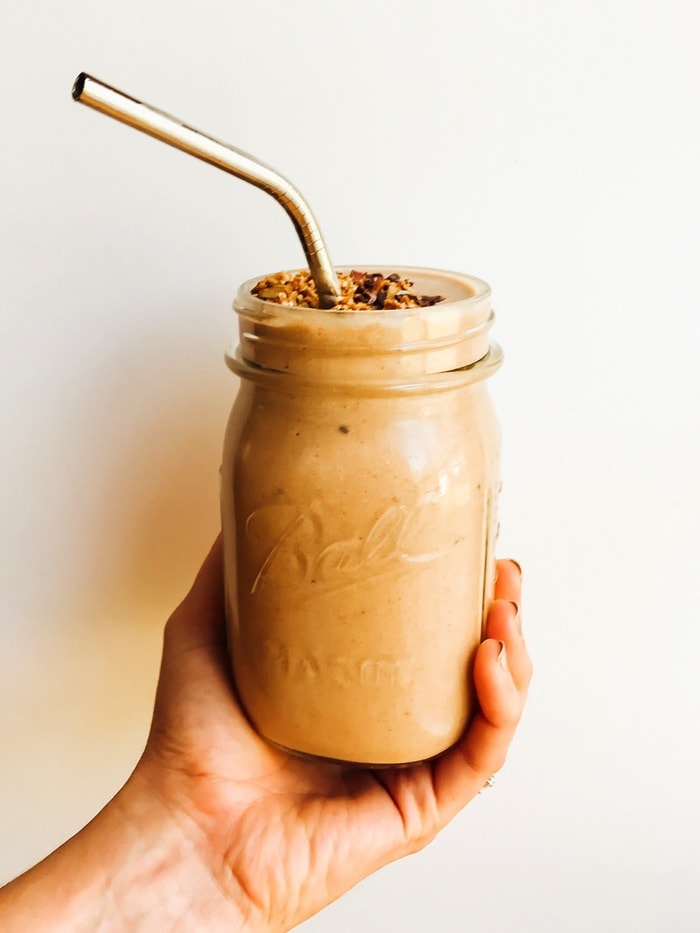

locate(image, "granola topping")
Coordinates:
252 269 444 311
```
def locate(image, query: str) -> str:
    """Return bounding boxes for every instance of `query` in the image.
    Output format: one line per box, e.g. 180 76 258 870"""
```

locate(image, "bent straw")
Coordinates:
72 73 340 308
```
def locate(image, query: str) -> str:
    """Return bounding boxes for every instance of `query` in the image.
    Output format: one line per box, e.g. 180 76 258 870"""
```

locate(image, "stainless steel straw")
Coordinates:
72 73 340 308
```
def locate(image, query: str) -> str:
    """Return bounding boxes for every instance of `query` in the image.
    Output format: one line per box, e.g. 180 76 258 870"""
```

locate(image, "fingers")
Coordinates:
494 558 522 603
483 599 531 696
474 627 524 726
433 644 521 818
433 560 532 820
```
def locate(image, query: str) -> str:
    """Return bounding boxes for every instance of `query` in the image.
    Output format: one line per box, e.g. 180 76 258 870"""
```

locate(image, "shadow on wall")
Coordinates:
0 313 236 865
61 318 235 629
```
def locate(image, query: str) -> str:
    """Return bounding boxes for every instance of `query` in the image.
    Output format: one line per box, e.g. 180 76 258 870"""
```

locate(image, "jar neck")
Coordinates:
227 342 503 395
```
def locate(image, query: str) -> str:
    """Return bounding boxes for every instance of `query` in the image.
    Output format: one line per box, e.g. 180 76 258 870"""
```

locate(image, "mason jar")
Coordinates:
220 267 503 766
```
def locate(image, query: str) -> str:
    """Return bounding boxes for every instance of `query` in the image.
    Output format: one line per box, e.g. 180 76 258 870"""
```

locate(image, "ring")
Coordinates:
479 775 496 794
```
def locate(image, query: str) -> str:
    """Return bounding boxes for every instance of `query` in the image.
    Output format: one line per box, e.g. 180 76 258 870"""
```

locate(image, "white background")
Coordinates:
1 1 699 930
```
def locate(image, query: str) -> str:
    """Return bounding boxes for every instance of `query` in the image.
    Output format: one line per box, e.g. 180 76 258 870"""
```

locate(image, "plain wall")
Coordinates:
1 1 699 930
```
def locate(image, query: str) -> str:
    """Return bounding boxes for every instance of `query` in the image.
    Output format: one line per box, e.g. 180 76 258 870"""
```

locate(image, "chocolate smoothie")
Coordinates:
221 267 502 765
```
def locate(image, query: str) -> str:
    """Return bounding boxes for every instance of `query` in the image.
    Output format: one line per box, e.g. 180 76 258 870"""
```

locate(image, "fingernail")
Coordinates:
508 600 522 633
497 640 508 671
506 558 522 578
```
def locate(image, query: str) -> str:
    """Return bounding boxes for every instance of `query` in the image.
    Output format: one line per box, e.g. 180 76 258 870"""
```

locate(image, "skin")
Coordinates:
0 542 531 932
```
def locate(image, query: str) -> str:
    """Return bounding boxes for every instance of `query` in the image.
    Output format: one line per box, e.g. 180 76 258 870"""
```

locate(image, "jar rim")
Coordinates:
234 265 491 320
232 266 497 380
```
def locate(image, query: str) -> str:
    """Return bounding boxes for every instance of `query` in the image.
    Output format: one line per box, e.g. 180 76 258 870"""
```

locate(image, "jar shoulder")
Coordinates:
223 383 500 506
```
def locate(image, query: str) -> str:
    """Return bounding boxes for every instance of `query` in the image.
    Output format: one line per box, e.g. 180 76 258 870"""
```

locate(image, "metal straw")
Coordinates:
72 73 340 308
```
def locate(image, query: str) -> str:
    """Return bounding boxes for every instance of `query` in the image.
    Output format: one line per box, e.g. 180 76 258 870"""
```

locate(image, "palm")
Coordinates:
140 545 529 930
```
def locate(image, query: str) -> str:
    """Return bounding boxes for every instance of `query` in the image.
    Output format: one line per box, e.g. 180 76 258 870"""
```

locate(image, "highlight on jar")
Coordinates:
73 72 505 767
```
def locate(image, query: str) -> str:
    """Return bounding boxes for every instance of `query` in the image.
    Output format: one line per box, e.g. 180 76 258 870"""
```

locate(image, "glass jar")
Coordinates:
221 267 502 766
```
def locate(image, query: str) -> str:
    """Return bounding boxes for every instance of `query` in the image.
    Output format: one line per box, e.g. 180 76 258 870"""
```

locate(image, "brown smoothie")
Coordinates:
221 267 502 765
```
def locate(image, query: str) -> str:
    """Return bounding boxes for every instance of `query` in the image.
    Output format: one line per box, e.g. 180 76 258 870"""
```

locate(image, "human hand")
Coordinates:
129 539 531 931
0 541 530 932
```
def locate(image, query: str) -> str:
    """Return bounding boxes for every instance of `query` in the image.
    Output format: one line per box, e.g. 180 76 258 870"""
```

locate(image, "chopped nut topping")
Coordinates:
252 270 443 310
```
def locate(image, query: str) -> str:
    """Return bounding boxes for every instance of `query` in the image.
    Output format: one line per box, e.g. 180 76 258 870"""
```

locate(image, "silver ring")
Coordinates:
479 775 496 794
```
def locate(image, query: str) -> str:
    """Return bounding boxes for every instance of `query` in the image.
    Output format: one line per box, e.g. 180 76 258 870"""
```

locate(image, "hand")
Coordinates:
0 542 531 932
132 540 531 931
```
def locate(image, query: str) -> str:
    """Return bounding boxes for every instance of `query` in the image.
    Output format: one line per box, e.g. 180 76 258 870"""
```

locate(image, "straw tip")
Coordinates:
72 73 88 101
319 292 339 310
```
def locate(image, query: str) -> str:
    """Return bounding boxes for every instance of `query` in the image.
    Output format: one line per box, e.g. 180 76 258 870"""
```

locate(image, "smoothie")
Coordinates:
221 267 502 766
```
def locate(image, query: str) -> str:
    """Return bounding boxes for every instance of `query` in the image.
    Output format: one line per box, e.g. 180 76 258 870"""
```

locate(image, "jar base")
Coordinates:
264 736 448 770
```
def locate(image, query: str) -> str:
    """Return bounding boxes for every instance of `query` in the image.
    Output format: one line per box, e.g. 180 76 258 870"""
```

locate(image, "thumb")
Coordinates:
164 535 226 654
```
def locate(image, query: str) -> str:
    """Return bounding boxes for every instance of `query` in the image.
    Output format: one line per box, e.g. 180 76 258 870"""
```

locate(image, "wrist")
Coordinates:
96 768 252 931
0 769 250 932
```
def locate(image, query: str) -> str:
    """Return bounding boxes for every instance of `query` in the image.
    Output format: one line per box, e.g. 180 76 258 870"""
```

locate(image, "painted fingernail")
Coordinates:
497 640 508 671
506 558 522 578
508 600 522 633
